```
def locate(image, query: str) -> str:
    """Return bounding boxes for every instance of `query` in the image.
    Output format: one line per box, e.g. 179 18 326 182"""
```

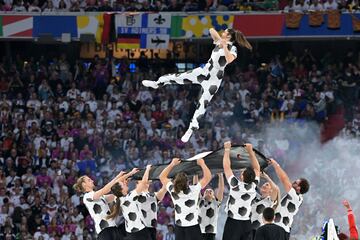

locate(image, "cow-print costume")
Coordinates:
222 175 259 240
274 188 303 233
198 196 221 235
251 195 274 229
83 191 117 234
152 41 237 137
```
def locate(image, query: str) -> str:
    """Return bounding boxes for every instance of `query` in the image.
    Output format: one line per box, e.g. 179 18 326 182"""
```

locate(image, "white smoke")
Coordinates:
261 122 360 239
216 121 360 240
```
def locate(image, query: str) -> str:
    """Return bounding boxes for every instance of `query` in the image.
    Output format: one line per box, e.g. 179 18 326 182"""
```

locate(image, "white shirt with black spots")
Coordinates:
251 195 274 229
205 41 238 71
83 191 116 234
274 188 303 233
225 175 259 221
138 192 158 228
120 190 146 233
198 196 221 234
166 182 202 227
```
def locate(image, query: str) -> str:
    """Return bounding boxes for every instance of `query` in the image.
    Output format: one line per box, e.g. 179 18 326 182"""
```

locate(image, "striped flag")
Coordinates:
1 16 33 38
117 34 141 49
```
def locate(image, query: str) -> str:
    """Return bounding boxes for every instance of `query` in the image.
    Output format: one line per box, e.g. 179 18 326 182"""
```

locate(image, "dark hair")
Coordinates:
262 207 275 222
242 167 255 184
299 178 310 194
174 172 188 194
107 182 123 220
227 29 252 51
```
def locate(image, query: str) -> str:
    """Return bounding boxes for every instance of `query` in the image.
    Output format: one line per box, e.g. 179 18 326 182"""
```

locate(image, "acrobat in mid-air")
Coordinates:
142 28 252 142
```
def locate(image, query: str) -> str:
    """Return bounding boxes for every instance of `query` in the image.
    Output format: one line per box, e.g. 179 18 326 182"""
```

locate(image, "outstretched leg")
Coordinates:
142 68 209 89
181 83 220 142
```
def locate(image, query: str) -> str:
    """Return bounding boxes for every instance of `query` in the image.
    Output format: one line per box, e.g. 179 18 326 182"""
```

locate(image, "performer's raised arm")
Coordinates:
244 143 261 178
268 158 292 192
159 158 181 186
223 141 233 180
197 158 212 188
216 172 224 202
209 28 221 42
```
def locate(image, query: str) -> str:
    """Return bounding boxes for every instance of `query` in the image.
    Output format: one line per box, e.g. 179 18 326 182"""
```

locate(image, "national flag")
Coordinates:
1 16 33 38
77 14 104 43
117 34 141 49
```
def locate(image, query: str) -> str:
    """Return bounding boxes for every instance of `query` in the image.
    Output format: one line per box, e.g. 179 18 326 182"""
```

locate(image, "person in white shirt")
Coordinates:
222 142 261 240
323 0 338 10
34 225 50 240
159 158 212 240
309 0 324 11
73 169 137 239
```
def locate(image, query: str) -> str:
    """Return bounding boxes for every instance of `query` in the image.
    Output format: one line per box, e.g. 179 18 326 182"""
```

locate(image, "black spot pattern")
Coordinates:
168 184 174 191
275 213 281 222
171 192 180 200
128 212 137 221
137 195 147 203
151 219 157 227
213 46 220 52
287 202 296 213
183 188 190 195
183 79 192 85
228 210 234 218
93 204 102 214
199 200 204 208
176 219 182 226
123 200 130 207
86 198 93 202
206 208 214 218
208 85 218 95
185 199 195 207
283 217 290 226
238 207 247 216
256 204 265 214
198 216 202 224
217 70 224 79
230 177 239 187
232 186 240 192
151 202 157 212
130 227 139 233
208 59 213 72
218 56 226 67
175 204 182 214
229 196 236 205
141 210 147 218
204 100 209 109
99 220 109 230
205 225 214 233
252 220 260 229
241 193 250 201
244 183 252 191
185 213 194 221
197 74 207 83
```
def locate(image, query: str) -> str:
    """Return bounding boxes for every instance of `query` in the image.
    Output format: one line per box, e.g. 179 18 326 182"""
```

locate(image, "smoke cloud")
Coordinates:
216 121 360 239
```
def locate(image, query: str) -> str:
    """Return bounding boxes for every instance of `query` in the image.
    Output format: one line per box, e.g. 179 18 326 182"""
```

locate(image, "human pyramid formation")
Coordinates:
73 28 311 240
73 141 310 240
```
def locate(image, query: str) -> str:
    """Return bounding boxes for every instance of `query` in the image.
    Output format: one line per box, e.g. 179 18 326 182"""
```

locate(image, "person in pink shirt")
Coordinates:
36 167 52 187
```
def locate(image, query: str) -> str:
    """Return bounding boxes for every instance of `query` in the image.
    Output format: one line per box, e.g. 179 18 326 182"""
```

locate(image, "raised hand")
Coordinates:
224 141 231 150
343 200 351 210
171 158 181 166
197 158 205 166
244 143 253 152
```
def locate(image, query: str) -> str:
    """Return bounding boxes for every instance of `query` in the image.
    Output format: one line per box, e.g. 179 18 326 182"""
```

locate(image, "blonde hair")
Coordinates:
73 176 87 193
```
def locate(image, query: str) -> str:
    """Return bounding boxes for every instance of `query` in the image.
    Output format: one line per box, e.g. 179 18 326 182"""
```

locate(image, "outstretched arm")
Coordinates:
215 173 224 202
155 184 167 202
223 141 234 180
261 172 280 205
209 28 221 42
268 158 292 193
135 165 151 194
197 159 211 188
93 170 127 200
118 168 139 183
159 158 181 186
244 143 260 178
343 200 359 239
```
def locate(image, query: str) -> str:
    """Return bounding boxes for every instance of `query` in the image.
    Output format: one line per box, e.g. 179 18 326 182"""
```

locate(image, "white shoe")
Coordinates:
181 129 193 143
142 80 159 89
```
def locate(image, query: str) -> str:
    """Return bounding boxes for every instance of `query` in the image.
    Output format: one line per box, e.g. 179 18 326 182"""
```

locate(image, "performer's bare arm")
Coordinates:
159 158 181 186
269 158 292 193
198 159 212 188
244 143 261 178
216 173 224 201
209 28 221 42
223 141 234 180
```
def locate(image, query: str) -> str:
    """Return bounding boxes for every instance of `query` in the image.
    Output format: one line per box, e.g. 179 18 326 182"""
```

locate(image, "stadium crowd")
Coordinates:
0 0 359 13
0 45 359 240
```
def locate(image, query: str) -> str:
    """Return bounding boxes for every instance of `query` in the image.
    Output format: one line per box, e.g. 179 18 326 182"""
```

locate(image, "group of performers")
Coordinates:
73 28 310 239
73 141 310 240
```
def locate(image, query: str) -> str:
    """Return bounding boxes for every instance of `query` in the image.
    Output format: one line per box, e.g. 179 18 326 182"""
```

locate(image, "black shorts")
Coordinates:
98 226 123 240
126 228 152 240
222 217 252 240
202 233 216 240
146 227 157 240
118 223 127 237
175 224 202 240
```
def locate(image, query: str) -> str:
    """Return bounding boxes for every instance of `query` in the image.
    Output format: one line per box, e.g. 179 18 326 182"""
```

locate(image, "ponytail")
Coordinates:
73 176 86 193
228 29 253 51
107 182 124 220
